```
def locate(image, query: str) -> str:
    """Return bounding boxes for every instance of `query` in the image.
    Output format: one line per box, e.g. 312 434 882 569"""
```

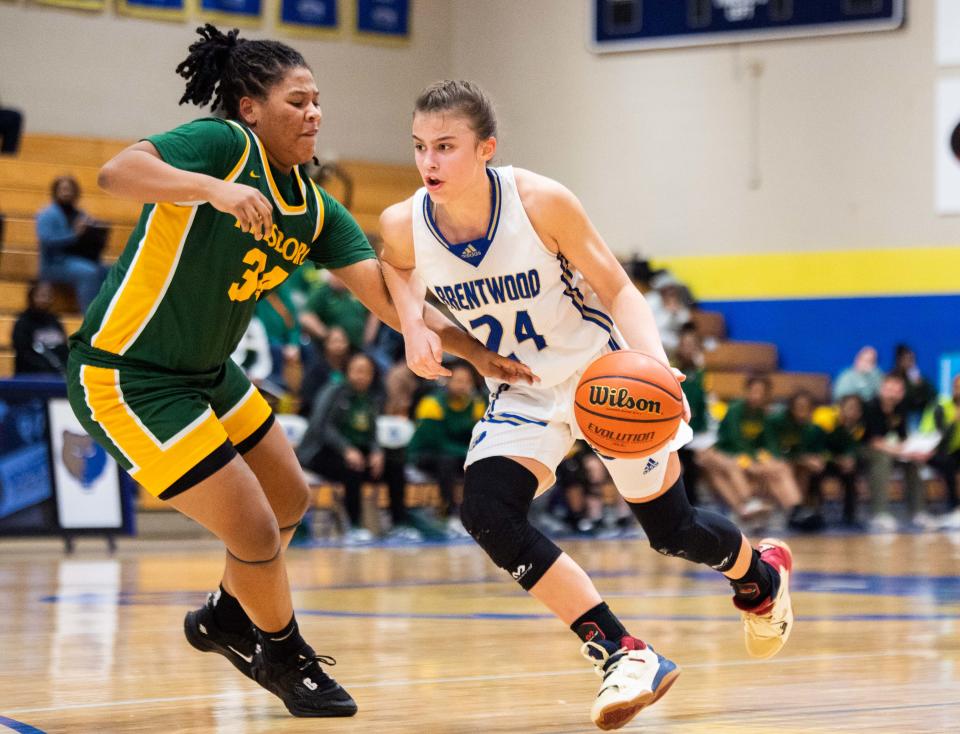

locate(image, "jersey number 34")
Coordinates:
228 247 290 302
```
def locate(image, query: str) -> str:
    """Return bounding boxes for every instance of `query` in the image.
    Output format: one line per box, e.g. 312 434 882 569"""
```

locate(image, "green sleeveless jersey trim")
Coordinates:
72 118 374 374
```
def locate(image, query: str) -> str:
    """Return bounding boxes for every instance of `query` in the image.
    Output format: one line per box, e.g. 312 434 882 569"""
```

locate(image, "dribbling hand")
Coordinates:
208 180 275 241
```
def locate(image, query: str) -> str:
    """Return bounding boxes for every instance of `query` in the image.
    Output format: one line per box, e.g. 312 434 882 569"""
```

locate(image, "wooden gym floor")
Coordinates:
0 532 958 733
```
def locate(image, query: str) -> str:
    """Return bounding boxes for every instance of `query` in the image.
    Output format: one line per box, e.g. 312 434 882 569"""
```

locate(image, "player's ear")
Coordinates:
478 136 496 163
238 96 258 127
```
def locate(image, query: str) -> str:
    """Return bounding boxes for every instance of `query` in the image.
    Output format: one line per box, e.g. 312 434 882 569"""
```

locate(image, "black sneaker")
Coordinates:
183 593 258 680
251 644 358 717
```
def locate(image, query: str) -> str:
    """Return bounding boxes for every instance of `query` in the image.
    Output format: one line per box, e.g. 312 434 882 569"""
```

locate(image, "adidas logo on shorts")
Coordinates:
642 457 659 475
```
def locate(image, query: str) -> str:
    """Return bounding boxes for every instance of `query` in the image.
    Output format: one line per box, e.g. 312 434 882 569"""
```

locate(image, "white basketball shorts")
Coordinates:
464 349 692 500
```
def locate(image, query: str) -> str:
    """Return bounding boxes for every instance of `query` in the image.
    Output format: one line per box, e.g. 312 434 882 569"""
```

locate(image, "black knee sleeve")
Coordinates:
461 457 563 590
629 477 743 572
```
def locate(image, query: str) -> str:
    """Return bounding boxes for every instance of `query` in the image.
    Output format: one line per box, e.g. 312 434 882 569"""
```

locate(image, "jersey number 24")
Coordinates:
469 310 546 357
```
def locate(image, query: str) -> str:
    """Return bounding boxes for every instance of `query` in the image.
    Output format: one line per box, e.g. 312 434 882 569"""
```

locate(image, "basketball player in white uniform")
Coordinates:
380 81 795 731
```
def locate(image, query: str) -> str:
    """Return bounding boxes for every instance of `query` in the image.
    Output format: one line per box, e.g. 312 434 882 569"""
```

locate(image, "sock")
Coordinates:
570 602 628 644
256 614 307 662
212 584 252 634
730 549 778 604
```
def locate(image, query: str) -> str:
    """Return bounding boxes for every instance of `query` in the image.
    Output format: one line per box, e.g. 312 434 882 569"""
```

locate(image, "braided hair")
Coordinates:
175 24 308 120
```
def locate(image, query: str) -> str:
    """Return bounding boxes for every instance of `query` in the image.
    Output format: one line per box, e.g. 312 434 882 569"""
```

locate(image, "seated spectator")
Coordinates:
299 272 373 351
645 275 690 356
0 100 23 155
765 391 827 529
811 394 867 528
299 325 352 415
675 325 707 505
36 176 108 311
406 361 486 536
920 374 960 530
12 281 69 375
377 363 423 540
699 375 821 530
230 315 273 386
256 281 301 389
833 346 883 403
296 352 384 543
891 343 936 423
862 373 933 532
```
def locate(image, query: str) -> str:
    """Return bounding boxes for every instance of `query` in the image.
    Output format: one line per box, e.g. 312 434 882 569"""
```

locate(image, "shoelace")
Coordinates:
297 654 337 672
580 641 624 678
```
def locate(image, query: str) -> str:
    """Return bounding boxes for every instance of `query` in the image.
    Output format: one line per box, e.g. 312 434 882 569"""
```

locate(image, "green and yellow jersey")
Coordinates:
71 118 374 373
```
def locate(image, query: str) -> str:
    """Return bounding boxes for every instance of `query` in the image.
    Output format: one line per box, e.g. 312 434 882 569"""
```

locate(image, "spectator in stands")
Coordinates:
765 391 827 530
230 315 274 388
645 274 690 356
256 282 301 389
406 361 486 537
0 99 23 155
833 346 883 403
551 442 606 534
36 176 108 311
675 325 707 505
920 374 960 530
862 373 933 532
12 281 69 375
298 325 352 415
699 375 822 530
296 352 384 544
891 343 936 421
299 272 374 351
811 394 866 528
377 363 424 541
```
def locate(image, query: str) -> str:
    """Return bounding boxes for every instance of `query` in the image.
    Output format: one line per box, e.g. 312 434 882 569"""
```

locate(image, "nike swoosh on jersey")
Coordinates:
250 171 260 179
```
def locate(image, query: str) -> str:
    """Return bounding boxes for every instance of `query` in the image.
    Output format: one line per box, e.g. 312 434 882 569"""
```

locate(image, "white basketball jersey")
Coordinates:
412 166 621 388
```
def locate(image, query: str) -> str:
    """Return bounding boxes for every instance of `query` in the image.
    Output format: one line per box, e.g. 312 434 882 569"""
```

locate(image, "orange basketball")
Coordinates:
573 350 683 459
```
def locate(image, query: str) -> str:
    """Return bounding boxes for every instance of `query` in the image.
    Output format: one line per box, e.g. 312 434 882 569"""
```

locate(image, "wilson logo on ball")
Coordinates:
587 385 662 414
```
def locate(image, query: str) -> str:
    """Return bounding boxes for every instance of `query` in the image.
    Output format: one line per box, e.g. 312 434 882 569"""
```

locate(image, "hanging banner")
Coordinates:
278 0 339 37
200 0 262 26
30 0 105 10
117 0 187 21
356 0 409 40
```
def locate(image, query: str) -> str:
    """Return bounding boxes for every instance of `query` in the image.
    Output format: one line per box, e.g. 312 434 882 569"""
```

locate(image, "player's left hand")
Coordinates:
471 348 540 385
671 368 691 423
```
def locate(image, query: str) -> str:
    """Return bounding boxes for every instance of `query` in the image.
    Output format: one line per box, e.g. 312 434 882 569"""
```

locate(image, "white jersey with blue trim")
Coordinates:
412 166 621 388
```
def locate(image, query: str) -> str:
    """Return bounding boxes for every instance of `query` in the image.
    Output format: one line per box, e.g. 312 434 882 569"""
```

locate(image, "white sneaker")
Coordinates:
445 516 471 539
938 508 960 530
869 512 899 534
910 511 939 532
342 527 374 545
735 538 794 659
580 636 680 731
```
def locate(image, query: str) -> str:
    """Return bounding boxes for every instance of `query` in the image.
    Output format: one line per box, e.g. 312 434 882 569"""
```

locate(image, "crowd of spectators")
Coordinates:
9 186 960 543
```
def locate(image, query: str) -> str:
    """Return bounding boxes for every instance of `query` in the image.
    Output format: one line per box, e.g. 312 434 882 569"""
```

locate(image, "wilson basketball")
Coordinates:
573 350 684 459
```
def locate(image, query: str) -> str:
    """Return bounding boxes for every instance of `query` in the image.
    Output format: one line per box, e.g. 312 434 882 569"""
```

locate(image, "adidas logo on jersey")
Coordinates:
461 244 482 258
642 457 659 475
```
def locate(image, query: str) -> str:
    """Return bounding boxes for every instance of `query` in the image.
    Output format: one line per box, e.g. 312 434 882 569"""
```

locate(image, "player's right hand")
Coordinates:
207 180 275 241
403 323 452 380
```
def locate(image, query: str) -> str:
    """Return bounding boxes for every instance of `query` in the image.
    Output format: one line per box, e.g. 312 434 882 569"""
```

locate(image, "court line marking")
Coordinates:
0 717 46 734
0 650 933 716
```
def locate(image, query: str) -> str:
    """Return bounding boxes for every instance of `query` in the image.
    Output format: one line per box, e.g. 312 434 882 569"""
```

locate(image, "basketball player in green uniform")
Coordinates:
66 25 532 718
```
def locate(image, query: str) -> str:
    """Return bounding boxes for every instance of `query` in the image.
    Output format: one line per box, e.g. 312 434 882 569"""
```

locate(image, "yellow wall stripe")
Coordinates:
91 203 195 354
655 246 960 301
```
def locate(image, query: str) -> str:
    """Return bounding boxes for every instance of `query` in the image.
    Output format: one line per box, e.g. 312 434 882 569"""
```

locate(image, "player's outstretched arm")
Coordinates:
334 255 537 385
378 201 448 378
98 141 274 240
